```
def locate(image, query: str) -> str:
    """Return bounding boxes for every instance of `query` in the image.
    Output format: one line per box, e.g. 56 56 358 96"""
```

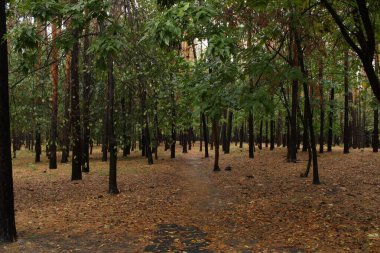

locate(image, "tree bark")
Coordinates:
212 118 220 171
107 55 119 194
0 3 17 240
259 119 263 150
248 111 254 158
225 110 233 154
270 119 275 150
373 103 379 152
70 29 82 181
202 112 209 157
61 52 71 163
49 21 58 170
318 58 324 153
327 86 335 151
82 26 91 173
295 30 320 184
170 92 176 158
343 50 350 154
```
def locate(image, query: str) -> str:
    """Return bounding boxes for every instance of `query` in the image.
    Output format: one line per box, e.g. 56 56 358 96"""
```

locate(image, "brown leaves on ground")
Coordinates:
2 144 380 252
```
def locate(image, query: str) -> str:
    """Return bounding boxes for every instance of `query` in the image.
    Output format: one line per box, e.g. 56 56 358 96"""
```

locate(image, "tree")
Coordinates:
0 0 17 241
49 21 58 170
70 28 82 181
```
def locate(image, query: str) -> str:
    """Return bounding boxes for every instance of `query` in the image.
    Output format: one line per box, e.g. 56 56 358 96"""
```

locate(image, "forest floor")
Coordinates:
2 144 380 253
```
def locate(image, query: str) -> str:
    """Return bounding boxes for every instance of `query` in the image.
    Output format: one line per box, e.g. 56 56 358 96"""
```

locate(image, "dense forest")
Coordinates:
0 0 379 251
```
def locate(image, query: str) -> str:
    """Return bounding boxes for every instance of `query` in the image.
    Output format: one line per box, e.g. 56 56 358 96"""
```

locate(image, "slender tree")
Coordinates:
70 28 82 181
212 118 221 171
202 112 209 157
82 26 92 173
327 84 335 152
0 1 17 240
248 111 254 158
61 52 71 163
343 50 350 154
49 21 58 169
107 54 119 193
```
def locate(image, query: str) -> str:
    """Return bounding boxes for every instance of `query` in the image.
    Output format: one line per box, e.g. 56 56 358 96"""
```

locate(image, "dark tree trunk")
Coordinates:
295 30 320 184
35 131 41 162
225 110 233 154
373 104 379 152
49 22 58 170
61 52 71 163
259 119 263 150
319 59 324 153
188 127 192 151
140 76 153 165
107 55 119 194
70 29 82 181
182 130 188 153
327 86 335 152
170 92 176 158
199 113 203 152
265 120 268 148
343 50 350 154
212 118 220 171
202 113 209 157
141 126 146 157
276 114 282 147
154 102 159 160
234 127 238 146
221 110 227 152
126 90 132 155
121 98 128 157
248 111 254 158
0 4 17 239
239 123 244 149
289 79 298 161
270 119 275 150
82 26 91 173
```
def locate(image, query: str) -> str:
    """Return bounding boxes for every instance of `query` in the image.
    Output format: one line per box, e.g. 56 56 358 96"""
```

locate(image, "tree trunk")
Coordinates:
140 76 153 165
202 112 209 157
199 113 203 152
82 26 91 173
373 103 379 152
61 52 71 163
289 84 298 160
170 92 176 158
35 131 41 162
107 55 119 194
0 4 17 239
276 114 282 147
70 29 82 181
327 86 335 152
259 119 263 150
49 22 58 169
265 120 268 148
295 30 320 184
221 110 227 152
182 130 188 153
319 58 324 153
270 119 275 150
225 110 233 154
239 122 244 149
212 118 220 171
121 98 128 157
343 50 350 154
248 111 254 158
